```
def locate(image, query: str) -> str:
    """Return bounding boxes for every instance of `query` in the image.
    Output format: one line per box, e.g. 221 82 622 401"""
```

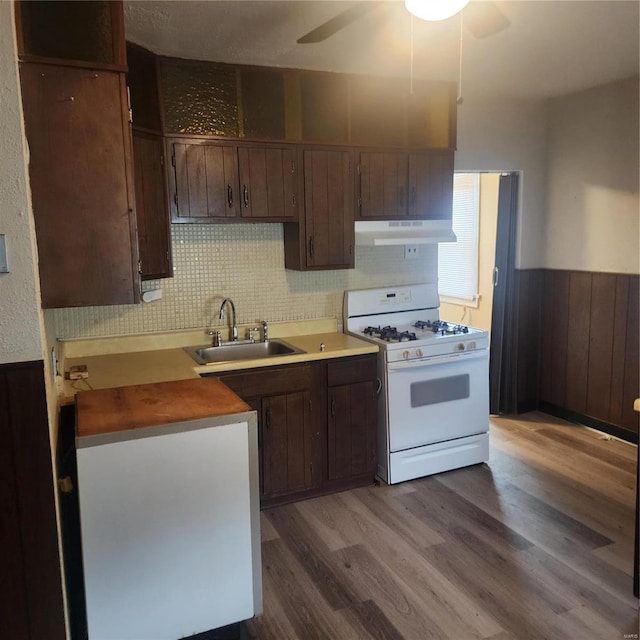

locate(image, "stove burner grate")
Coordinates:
363 325 417 342
413 320 470 335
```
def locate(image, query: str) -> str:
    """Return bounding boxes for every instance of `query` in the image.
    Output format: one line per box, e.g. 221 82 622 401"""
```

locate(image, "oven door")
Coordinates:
386 349 489 452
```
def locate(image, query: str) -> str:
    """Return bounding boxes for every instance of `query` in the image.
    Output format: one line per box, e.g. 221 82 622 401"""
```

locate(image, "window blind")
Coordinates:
438 173 480 302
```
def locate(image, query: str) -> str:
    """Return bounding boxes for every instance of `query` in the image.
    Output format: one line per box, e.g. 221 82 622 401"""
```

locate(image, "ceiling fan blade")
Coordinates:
464 1 510 39
297 2 381 44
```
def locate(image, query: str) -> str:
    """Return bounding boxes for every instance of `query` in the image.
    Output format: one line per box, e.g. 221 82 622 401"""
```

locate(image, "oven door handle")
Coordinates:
387 349 488 371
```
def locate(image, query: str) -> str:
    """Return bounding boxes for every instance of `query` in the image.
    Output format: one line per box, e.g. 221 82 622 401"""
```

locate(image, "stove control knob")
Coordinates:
416 348 423 357
468 341 476 350
456 343 465 351
402 350 410 360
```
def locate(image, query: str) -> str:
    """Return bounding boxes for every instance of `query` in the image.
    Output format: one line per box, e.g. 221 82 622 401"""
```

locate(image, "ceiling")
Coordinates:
124 1 639 100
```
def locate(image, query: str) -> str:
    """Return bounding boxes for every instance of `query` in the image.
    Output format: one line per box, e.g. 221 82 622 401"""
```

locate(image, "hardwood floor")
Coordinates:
244 412 639 640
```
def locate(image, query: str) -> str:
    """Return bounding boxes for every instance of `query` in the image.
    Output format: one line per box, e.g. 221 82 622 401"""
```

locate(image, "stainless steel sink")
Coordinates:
184 339 305 365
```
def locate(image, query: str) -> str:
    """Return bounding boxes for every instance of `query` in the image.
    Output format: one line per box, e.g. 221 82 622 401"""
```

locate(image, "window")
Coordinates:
438 173 480 305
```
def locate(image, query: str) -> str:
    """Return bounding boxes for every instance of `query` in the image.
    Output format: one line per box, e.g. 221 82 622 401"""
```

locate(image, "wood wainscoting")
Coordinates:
0 360 66 640
512 268 639 444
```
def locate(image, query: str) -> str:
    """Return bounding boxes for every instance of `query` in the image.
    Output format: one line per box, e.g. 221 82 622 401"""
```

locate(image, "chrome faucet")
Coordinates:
218 298 238 342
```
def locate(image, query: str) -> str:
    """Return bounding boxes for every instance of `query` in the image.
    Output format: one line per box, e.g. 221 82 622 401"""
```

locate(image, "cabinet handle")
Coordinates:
376 378 382 398
227 184 234 208
330 396 336 418
266 407 271 430
243 184 249 208
308 236 314 258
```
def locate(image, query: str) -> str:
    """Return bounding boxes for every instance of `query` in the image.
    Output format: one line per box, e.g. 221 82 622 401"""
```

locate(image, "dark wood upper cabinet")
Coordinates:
170 140 239 221
284 148 355 271
126 42 163 133
357 149 454 220
16 0 126 71
132 131 172 280
127 43 172 279
237 147 297 220
240 68 286 140
300 71 349 144
409 150 454 220
349 76 407 147
358 151 409 218
160 58 239 137
20 63 140 308
158 56 456 149
169 139 298 223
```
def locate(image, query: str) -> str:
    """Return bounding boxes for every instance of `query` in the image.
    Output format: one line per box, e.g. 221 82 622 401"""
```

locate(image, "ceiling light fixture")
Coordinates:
405 0 470 21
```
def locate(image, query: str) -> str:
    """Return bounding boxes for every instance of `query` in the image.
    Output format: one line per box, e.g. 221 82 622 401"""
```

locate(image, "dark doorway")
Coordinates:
489 172 520 415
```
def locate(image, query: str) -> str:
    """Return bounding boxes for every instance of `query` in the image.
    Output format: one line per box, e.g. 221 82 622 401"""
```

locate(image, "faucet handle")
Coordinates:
261 320 269 343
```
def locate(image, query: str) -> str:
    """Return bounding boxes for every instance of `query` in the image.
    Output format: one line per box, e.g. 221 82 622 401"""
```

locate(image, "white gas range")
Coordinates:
344 283 490 484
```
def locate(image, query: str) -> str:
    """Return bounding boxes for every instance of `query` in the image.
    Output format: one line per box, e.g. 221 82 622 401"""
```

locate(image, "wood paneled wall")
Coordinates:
513 269 544 413
0 360 66 640
514 269 639 442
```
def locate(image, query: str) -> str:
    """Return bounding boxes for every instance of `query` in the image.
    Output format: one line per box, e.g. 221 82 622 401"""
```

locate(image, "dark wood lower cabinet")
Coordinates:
215 353 378 507
216 363 321 507
326 356 378 484
327 381 377 481
262 391 315 497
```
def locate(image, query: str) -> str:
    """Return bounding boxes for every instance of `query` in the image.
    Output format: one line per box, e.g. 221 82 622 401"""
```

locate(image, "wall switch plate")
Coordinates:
404 245 419 260
0 235 8 272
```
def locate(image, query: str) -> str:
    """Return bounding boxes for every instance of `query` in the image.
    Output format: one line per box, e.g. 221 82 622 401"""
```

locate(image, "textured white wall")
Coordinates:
0 2 44 364
544 77 639 273
455 91 549 270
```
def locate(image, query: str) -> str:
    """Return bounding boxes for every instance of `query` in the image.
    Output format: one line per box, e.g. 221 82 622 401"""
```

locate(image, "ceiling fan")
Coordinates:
297 1 510 44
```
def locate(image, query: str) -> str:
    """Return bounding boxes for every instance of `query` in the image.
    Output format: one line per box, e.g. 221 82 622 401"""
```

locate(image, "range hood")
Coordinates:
354 220 457 246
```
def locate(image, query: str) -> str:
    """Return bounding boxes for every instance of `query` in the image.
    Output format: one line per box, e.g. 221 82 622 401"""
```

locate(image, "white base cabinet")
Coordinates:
77 415 261 640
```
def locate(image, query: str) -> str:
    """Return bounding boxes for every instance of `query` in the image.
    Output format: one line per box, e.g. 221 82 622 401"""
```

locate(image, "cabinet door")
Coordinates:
237 146 297 220
132 131 172 279
327 381 377 481
171 141 239 221
303 149 354 269
20 63 140 308
262 391 315 498
408 151 454 220
358 151 409 219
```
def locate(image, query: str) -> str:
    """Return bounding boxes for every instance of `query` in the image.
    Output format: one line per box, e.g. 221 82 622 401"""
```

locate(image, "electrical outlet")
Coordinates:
65 364 89 380
404 245 419 260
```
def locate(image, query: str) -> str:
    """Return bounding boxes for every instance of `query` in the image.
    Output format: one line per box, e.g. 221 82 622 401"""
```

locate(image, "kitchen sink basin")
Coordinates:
184 339 305 365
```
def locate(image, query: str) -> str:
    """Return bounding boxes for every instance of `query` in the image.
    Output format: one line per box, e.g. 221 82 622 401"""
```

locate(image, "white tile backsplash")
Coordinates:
52 224 437 339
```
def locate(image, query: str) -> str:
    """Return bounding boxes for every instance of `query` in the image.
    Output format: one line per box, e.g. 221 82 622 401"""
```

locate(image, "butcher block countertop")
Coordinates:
76 378 252 444
60 320 378 404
